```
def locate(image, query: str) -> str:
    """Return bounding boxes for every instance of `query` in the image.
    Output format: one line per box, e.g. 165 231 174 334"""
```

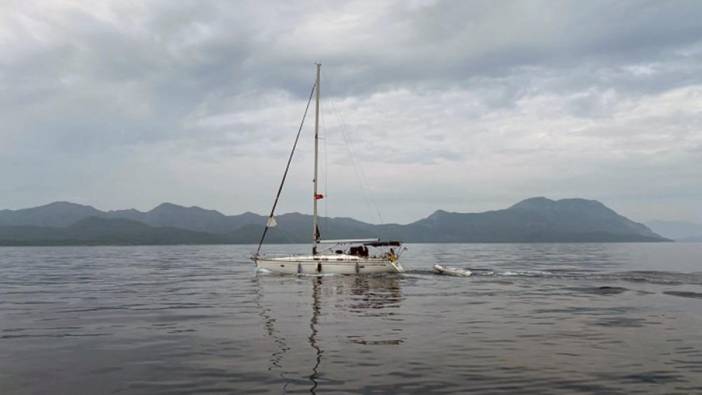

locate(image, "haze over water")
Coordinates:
1 243 702 394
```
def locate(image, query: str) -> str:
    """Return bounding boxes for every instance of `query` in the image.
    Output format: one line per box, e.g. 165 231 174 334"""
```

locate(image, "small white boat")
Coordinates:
252 64 405 274
256 239 403 274
433 264 472 277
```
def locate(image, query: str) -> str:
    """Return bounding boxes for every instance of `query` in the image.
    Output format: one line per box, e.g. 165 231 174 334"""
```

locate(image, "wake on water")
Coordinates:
403 267 702 285
256 264 702 287
254 263 702 301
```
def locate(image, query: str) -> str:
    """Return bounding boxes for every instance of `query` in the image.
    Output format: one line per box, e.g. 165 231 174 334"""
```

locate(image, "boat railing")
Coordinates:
254 252 310 259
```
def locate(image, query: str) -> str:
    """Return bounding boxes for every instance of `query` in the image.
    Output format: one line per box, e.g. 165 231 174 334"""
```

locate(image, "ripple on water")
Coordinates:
1 244 702 394
663 290 702 299
565 286 629 295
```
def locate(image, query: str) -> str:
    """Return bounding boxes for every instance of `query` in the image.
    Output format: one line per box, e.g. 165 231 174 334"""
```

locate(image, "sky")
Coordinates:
1 0 701 224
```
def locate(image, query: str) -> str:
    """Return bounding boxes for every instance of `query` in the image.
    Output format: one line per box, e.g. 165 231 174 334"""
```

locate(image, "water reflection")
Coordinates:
309 277 322 393
347 274 403 313
255 274 404 393
252 275 291 392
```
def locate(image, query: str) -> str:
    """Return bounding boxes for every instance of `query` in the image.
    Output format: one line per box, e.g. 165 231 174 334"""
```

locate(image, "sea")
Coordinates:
1 243 701 394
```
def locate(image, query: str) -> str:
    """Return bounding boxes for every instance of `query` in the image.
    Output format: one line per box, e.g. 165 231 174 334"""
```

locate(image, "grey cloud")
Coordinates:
1 0 701 222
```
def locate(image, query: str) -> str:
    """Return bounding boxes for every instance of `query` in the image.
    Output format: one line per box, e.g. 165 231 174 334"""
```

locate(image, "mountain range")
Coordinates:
0 197 668 245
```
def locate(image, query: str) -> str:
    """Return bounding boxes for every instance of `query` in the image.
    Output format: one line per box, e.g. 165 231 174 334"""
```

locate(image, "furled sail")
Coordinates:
266 216 277 228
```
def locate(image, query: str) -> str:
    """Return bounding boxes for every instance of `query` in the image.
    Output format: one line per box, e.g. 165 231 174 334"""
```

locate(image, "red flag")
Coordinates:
314 193 324 200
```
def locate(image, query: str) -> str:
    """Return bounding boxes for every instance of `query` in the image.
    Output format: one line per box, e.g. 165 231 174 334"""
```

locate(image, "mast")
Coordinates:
312 63 321 255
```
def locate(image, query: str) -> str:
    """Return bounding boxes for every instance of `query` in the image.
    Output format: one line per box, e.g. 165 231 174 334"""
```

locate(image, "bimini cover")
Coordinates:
364 241 402 247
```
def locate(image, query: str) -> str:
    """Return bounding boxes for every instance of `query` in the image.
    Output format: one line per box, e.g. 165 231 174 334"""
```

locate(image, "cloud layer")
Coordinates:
1 0 701 223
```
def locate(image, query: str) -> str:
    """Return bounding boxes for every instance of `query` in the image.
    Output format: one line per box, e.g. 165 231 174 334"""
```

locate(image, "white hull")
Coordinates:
255 254 403 274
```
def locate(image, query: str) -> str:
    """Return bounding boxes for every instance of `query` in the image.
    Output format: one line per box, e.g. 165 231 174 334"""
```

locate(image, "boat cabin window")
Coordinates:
348 245 369 257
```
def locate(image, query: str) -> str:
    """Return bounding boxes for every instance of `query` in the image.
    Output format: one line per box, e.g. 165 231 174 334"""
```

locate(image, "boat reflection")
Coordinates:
308 276 322 393
252 276 291 392
255 273 404 394
347 274 403 314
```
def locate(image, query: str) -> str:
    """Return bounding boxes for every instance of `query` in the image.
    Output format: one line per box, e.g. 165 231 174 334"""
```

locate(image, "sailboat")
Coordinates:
252 64 405 274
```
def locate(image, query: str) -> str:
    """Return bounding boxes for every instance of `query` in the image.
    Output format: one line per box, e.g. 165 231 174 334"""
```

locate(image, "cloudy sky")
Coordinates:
1 0 701 224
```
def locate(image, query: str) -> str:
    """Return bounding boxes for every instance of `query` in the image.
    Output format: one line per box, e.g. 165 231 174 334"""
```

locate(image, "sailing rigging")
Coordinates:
252 64 405 274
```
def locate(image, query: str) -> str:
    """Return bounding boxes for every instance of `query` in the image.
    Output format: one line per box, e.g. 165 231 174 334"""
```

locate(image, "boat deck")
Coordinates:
254 254 401 274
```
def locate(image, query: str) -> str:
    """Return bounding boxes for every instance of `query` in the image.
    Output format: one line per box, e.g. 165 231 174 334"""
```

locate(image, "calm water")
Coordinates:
1 243 702 394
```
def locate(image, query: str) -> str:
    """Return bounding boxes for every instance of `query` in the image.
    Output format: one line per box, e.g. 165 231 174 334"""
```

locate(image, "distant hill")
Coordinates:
0 197 668 245
0 217 230 246
647 220 702 242
372 197 665 243
0 201 103 227
105 203 264 234
0 201 261 233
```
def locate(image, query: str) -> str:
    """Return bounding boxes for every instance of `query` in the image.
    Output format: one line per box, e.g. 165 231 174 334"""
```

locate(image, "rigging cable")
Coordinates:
255 81 317 256
321 102 329 236
326 91 385 227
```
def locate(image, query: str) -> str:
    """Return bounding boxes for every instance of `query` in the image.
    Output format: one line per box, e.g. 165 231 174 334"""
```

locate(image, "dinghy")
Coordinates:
433 264 472 277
